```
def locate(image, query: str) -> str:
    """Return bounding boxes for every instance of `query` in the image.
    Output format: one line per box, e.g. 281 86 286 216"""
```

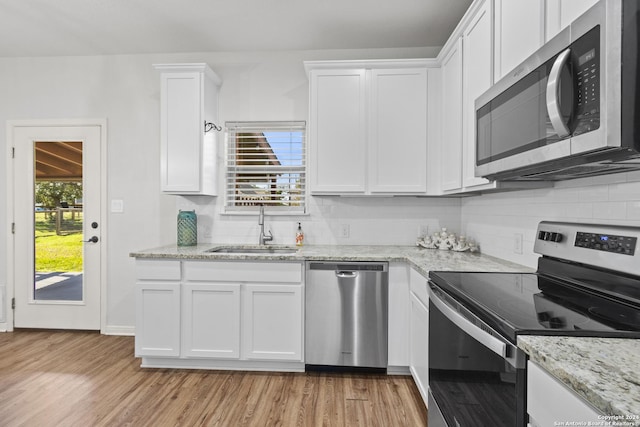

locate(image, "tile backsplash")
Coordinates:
179 195 462 247
461 172 640 268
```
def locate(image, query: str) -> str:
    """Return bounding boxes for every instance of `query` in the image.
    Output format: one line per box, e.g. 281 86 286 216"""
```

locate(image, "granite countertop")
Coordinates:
518 335 640 424
129 243 532 275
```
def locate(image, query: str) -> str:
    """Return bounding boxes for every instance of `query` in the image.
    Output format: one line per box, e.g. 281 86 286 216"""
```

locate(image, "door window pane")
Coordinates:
33 141 84 301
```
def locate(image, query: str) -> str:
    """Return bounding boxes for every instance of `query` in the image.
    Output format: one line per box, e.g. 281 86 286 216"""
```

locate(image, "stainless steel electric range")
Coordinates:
428 221 640 427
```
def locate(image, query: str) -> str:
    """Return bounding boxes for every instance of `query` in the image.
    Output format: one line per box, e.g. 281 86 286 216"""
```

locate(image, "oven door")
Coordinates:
428 282 526 427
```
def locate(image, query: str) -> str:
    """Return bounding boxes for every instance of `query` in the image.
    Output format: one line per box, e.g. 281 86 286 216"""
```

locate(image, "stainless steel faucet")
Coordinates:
258 206 273 245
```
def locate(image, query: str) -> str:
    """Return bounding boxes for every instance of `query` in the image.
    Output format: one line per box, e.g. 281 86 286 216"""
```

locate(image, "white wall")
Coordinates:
461 173 640 268
0 46 458 332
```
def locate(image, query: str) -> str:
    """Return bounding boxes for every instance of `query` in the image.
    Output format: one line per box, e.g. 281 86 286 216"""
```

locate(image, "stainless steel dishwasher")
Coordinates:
305 261 388 369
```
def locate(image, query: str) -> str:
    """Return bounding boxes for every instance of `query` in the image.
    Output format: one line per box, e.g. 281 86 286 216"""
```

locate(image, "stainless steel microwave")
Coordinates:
475 0 640 181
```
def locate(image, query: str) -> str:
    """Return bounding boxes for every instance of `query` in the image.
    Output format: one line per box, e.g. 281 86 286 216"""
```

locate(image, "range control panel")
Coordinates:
534 222 640 278
538 230 564 243
575 232 637 256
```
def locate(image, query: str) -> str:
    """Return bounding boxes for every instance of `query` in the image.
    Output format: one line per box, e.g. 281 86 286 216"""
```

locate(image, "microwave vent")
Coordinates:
519 163 640 181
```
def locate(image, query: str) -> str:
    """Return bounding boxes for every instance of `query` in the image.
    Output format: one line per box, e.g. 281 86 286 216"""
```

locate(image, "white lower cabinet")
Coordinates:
387 263 410 371
243 284 303 361
409 268 429 408
135 260 182 357
527 361 602 427
181 283 241 358
135 259 304 370
135 281 181 357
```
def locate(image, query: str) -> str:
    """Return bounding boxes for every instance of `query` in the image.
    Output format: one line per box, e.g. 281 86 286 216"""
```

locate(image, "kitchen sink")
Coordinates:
206 246 299 255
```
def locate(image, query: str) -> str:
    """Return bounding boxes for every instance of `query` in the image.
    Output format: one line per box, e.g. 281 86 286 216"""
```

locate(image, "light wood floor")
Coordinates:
0 330 427 426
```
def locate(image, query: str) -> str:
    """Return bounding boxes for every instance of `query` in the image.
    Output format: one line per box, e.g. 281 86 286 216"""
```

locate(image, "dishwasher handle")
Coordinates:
336 271 358 279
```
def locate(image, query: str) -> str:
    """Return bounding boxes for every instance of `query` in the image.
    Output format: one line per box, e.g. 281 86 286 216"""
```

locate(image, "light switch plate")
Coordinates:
111 199 124 213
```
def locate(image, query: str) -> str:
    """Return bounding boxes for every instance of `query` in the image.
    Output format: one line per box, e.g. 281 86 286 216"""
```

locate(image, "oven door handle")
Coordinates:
430 289 508 359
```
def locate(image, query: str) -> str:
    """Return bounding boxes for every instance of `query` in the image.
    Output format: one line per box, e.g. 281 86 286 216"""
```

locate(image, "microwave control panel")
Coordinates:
572 25 600 136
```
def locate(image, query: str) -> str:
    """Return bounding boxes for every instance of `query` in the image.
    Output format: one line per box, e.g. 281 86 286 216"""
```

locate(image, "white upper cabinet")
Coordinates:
308 68 367 194
461 0 494 189
155 63 221 196
307 60 432 195
546 0 599 41
494 0 545 80
368 68 428 193
439 39 464 192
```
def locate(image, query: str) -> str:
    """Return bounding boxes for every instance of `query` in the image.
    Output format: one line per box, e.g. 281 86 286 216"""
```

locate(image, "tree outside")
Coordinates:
35 181 82 209
35 181 83 272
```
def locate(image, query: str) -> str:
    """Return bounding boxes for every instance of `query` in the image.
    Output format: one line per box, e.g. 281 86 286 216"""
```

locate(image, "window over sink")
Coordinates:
224 121 306 214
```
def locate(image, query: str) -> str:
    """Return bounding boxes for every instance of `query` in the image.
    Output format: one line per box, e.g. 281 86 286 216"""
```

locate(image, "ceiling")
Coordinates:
0 0 472 57
35 141 83 181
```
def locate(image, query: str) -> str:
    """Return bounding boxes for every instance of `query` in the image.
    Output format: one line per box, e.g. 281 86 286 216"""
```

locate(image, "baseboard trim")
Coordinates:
387 365 411 375
102 325 135 336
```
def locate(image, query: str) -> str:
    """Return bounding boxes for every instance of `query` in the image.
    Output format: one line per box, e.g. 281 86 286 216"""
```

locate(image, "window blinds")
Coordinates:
225 121 306 213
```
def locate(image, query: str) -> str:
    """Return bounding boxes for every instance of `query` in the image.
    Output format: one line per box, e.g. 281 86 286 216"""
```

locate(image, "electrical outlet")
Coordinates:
514 233 523 254
339 224 350 238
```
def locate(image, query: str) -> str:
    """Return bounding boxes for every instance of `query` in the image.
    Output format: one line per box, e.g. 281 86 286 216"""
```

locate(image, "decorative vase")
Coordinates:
177 210 197 246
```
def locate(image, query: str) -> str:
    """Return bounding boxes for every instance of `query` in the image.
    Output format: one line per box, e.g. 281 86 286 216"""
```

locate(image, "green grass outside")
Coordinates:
35 211 83 272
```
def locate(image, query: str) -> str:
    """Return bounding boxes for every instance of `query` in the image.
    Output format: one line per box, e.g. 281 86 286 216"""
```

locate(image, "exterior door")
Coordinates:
11 123 103 330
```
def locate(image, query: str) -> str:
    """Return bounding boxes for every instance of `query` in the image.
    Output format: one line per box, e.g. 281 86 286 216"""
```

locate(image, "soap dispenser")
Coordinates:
295 222 304 246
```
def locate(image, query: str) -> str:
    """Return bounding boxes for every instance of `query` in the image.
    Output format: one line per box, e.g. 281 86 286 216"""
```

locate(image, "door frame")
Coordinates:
5 119 108 332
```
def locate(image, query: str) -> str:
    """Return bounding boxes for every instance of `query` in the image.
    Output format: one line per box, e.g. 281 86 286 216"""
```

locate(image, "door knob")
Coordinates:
84 236 99 243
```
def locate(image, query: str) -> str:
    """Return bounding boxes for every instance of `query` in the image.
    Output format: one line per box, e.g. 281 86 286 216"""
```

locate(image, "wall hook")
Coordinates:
204 121 222 133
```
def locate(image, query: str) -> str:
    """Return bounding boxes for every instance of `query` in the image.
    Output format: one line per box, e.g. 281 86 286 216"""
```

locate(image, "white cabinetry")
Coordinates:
527 361 602 426
135 260 181 357
135 259 304 371
388 263 410 372
184 261 304 363
243 284 303 361
409 267 429 408
494 0 545 80
181 283 241 358
437 0 498 194
154 63 221 196
461 0 493 189
308 68 367 193
369 68 428 193
439 39 464 192
546 0 599 41
306 60 432 195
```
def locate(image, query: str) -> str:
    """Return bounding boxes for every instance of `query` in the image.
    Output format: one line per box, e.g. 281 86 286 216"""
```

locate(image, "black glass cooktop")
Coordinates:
429 264 640 343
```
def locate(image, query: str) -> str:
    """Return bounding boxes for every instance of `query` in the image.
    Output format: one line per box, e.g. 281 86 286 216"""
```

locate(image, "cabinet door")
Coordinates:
242 284 303 361
309 69 367 194
181 283 241 358
135 282 181 357
546 0 599 41
494 0 545 80
409 292 429 408
440 38 464 192
462 0 493 189
388 264 410 367
369 68 428 193
160 71 203 193
527 361 602 426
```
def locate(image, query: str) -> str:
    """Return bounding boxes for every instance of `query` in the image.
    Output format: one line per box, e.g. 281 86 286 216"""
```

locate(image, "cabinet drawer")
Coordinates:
409 267 429 306
184 261 303 283
136 259 181 281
